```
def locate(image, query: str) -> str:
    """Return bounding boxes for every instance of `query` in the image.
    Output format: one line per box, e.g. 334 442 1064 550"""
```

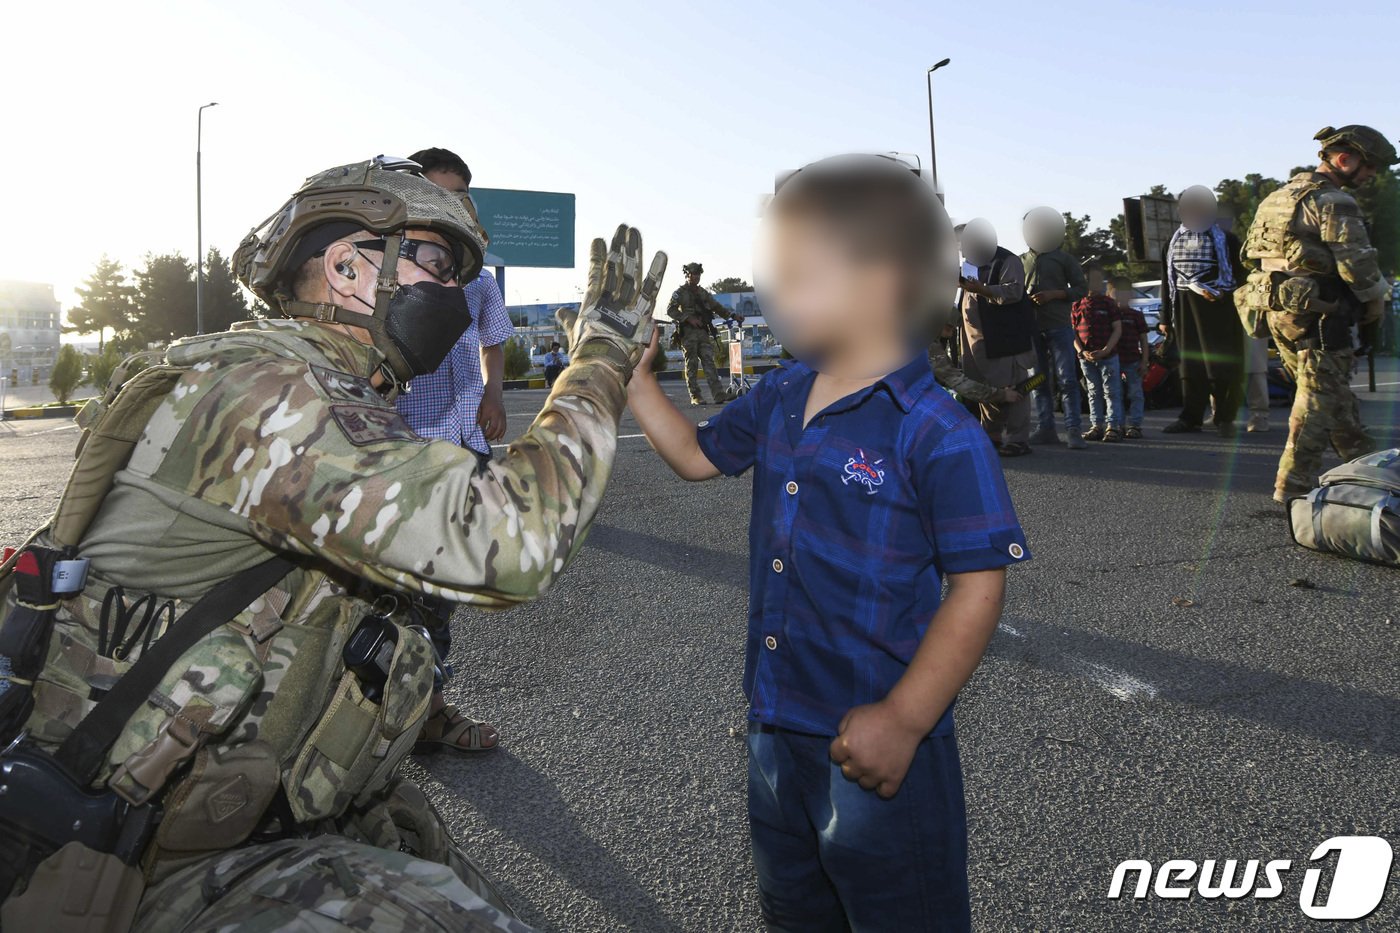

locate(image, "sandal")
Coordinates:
414 705 499 754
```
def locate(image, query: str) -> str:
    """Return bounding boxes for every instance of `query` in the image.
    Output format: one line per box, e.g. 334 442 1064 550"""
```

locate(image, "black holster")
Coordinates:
0 743 158 901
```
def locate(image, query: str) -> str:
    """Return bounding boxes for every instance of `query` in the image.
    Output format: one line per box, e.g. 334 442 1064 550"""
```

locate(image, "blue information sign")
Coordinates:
470 188 575 269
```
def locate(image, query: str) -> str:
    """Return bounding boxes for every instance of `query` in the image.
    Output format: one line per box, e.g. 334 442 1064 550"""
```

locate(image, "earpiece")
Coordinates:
336 262 356 279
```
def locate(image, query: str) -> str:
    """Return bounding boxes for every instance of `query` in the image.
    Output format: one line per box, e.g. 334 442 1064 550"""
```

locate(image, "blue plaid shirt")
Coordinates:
396 269 515 454
697 354 1029 737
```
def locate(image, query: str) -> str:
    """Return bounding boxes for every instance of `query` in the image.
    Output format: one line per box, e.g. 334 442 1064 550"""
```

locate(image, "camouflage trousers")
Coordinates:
680 329 727 403
1269 319 1374 498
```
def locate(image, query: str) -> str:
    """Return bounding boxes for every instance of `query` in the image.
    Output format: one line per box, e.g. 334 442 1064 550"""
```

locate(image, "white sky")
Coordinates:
4 0 1397 318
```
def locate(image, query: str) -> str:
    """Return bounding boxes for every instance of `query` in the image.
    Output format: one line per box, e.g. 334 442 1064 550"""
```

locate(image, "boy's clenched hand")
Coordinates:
829 700 927 799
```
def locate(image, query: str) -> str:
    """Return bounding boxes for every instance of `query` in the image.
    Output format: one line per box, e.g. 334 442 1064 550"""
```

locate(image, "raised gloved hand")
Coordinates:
556 225 667 380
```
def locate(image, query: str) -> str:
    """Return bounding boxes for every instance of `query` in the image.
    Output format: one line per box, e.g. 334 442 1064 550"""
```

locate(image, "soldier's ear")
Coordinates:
324 241 361 299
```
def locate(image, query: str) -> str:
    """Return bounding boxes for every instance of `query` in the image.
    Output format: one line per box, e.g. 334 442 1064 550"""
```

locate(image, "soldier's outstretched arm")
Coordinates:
142 226 666 608
1315 192 1389 303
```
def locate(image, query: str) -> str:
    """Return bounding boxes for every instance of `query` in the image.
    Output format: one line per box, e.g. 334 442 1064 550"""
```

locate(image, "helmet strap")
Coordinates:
280 231 417 384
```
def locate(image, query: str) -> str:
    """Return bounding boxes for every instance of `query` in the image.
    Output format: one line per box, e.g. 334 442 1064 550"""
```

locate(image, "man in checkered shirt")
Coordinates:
396 147 516 754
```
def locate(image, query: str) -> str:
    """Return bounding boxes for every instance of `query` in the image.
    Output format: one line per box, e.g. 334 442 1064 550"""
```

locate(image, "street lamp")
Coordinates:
196 101 218 335
925 59 950 200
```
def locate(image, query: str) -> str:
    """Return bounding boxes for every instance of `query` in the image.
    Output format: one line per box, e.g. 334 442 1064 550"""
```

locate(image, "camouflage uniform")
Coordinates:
1241 170 1388 499
1 316 627 929
667 283 735 404
929 342 1000 403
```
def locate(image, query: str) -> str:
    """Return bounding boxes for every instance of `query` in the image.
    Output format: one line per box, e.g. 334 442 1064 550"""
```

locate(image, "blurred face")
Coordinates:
1023 207 1065 253
756 211 901 360
1109 281 1132 303
1178 185 1217 233
1086 268 1106 295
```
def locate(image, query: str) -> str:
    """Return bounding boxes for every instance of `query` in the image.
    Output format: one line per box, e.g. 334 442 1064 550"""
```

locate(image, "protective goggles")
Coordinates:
354 237 464 285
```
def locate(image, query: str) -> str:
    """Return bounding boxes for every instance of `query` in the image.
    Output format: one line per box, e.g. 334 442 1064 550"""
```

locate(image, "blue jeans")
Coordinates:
1120 359 1145 428
748 724 970 933
1031 326 1082 434
1079 354 1122 429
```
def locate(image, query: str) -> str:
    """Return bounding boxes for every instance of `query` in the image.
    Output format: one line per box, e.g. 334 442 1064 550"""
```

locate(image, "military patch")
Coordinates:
311 365 378 403
330 404 427 447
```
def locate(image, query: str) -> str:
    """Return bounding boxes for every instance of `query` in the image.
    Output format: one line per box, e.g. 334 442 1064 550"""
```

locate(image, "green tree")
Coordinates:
86 342 127 392
1354 168 1400 274
709 276 752 294
133 252 197 346
502 338 532 380
1214 174 1285 247
1062 212 1124 269
201 248 251 333
49 344 85 404
67 256 136 351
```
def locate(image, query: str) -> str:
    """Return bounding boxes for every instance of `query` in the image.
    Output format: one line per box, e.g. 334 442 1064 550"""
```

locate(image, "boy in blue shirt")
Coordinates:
627 155 1030 932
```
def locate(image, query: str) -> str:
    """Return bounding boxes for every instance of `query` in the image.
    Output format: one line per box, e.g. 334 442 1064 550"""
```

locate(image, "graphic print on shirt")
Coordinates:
841 448 886 495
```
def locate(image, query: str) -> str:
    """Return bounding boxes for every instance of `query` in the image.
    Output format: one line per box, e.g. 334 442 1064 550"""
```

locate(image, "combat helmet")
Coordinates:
1314 125 1398 167
682 262 704 276
233 155 488 381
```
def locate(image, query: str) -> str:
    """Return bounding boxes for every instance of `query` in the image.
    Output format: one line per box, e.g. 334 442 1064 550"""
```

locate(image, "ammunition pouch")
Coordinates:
1234 271 1273 338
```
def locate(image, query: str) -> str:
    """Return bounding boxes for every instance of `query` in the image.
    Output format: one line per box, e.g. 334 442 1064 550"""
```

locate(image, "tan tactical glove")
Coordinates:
556 225 667 380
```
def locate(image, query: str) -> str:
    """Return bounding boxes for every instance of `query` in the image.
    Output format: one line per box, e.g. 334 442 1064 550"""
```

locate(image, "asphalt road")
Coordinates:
2 361 1397 932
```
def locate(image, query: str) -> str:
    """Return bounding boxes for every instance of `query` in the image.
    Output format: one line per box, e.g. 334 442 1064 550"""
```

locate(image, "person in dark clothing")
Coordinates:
543 341 567 387
1160 185 1247 438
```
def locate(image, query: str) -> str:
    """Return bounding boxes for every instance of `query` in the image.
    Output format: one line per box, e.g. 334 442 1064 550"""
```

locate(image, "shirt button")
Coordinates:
764 635 778 650
785 481 798 495
772 558 784 573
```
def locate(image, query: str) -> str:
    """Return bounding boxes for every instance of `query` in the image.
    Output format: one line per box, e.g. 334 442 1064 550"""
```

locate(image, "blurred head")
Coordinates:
550 341 560 350
1216 206 1237 234
1022 207 1065 253
756 154 956 368
1084 264 1106 295
958 217 998 267
409 147 472 193
1177 185 1218 233
1108 275 1134 303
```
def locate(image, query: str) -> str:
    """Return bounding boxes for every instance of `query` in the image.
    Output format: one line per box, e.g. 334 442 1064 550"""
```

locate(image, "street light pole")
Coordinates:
925 59 950 201
196 101 218 335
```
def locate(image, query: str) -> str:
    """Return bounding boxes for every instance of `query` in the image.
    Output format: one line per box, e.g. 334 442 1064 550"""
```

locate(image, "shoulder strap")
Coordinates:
52 357 187 550
55 555 295 785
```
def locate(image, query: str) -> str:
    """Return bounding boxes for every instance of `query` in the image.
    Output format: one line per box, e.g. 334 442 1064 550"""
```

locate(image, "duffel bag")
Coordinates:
1288 449 1400 568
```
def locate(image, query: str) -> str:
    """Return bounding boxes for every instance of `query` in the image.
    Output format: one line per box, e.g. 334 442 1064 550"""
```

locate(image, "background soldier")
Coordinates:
1236 125 1395 502
666 261 742 405
0 157 664 931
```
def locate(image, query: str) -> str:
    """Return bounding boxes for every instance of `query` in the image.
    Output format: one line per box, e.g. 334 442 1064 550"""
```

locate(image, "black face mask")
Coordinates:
381 281 472 379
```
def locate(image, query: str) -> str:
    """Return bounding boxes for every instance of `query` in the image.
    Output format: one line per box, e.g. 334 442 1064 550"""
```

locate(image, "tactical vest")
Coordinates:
0 335 436 886
1243 175 1338 277
1236 175 1347 339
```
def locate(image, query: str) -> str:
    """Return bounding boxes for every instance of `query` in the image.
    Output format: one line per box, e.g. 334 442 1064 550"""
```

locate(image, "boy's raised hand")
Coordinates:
829 700 927 799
